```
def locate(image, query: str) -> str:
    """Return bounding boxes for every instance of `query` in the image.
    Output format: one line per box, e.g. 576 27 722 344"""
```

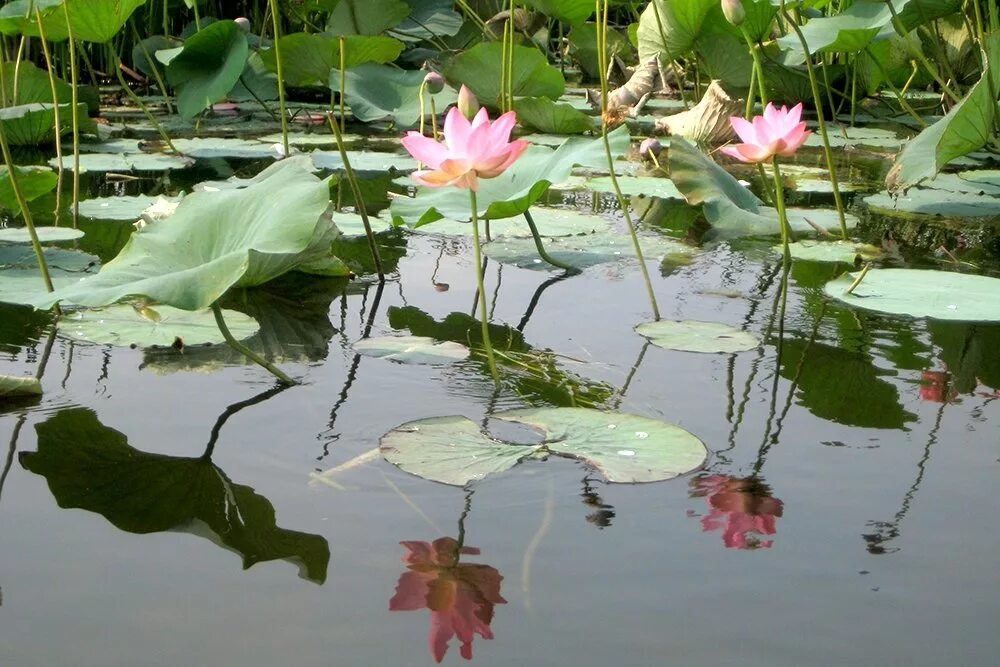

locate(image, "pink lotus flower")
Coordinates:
690 475 784 550
919 369 955 403
401 91 530 191
389 537 506 662
721 102 811 163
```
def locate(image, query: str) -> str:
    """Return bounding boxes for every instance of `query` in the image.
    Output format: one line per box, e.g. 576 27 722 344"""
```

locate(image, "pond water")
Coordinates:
1 139 999 666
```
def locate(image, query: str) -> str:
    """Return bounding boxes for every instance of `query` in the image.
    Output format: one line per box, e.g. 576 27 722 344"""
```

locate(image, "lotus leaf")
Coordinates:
58 305 259 347
635 320 760 353
354 335 470 364
167 20 249 119
0 373 42 397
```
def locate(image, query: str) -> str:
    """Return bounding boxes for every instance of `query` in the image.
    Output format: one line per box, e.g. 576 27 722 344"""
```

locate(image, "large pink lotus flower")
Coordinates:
401 91 530 191
690 475 784 550
389 537 506 662
721 102 811 163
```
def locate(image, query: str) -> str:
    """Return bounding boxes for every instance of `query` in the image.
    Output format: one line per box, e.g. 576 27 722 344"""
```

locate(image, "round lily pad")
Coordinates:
380 407 708 486
330 212 394 237
310 150 417 173
172 137 283 159
77 195 182 221
0 227 84 243
483 232 697 270
57 305 259 347
48 153 195 172
824 268 1000 322
776 240 882 264
635 320 760 353
353 335 469 364
586 175 683 200
413 208 611 238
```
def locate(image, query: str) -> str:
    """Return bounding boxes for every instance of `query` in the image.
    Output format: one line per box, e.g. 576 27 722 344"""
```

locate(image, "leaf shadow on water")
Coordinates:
19 397 330 584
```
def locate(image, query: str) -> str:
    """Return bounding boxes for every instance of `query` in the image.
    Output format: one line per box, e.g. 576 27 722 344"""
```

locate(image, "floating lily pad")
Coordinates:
777 240 882 264
57 305 259 347
380 407 707 486
70 138 144 154
329 212 394 236
77 195 180 221
804 125 907 151
635 320 760 353
0 374 42 397
824 269 1000 322
586 175 683 199
0 247 101 305
413 208 611 238
311 150 416 173
48 152 195 172
865 175 1000 218
353 335 469 364
172 137 283 159
483 232 696 270
0 246 99 272
0 227 84 243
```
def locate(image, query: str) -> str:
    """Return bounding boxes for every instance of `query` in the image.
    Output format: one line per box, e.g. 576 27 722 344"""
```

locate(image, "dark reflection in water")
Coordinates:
689 475 784 550
581 476 615 529
19 402 330 583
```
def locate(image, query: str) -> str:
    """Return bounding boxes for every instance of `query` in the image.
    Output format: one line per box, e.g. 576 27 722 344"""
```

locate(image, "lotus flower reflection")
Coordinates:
401 88 530 191
721 102 811 163
389 537 506 662
690 475 784 549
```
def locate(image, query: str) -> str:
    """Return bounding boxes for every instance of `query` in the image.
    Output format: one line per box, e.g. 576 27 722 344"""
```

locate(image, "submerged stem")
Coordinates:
522 210 578 273
470 190 500 384
211 302 297 385
770 157 792 265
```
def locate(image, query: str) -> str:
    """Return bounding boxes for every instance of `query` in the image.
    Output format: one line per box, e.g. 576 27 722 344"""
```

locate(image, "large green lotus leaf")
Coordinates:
193 155 317 191
77 195 182 221
825 268 1000 322
513 97 595 135
325 0 410 35
483 231 697 270
21 408 330 583
132 35 183 77
392 0 463 41
636 0 717 61
586 175 683 199
58 305 259 347
229 51 279 102
391 126 630 226
886 33 1000 191
0 226 83 243
30 160 335 311
411 208 611 237
445 43 564 108
330 62 458 127
0 61 73 108
167 20 249 119
521 0 593 23
0 0 62 36
669 136 761 209
48 152 194 172
0 165 58 209
776 339 915 429
172 137 282 159
0 373 41 397
0 102 94 145
776 240 882 263
354 335 470 364
569 23 632 80
261 33 404 86
636 320 760 353
1 0 146 43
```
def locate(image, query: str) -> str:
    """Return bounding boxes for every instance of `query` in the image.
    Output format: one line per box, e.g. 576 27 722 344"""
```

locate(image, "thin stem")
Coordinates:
338 36 347 134
211 302 297 385
741 28 768 109
470 190 500 384
130 18 173 114
778 1 848 239
33 6 64 224
770 157 792 265
61 2 79 227
108 42 178 153
523 210 578 272
430 96 439 139
267 0 290 157
326 113 385 280
864 47 928 126
884 0 961 103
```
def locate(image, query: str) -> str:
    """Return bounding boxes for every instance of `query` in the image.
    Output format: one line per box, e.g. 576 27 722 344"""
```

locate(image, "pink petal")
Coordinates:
786 102 803 126
463 117 496 162
401 132 450 168
486 111 517 152
719 144 752 162
777 123 810 156
443 106 473 155
476 139 529 178
729 116 759 145
470 106 490 130
752 115 777 145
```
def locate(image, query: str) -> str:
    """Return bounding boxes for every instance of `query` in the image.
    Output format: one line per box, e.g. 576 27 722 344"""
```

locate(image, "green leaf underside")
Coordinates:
0 165 58 209
483 232 697 270
0 373 42 397
58 305 259 347
381 407 708 485
167 21 250 119
824 269 1000 322
22 408 330 583
636 320 760 353
30 160 334 311
331 62 458 128
353 335 470 364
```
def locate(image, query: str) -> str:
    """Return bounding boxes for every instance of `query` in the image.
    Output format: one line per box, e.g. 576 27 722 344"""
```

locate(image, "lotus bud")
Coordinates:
721 0 745 27
234 17 251 32
423 71 445 95
457 85 479 121
639 138 663 161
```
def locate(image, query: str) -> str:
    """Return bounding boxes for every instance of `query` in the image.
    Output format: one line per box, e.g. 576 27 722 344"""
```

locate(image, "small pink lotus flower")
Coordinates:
401 93 530 192
690 475 784 550
721 102 811 163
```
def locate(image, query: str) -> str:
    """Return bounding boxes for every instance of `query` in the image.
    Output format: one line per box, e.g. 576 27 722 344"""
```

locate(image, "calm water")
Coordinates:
2 164 999 666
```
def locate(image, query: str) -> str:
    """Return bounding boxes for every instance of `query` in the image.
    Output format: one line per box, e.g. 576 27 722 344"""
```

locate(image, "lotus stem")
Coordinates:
418 80 427 140
107 43 178 153
211 302 297 385
769 157 793 265
596 0 661 321
883 0 960 104
33 7 64 224
863 47 927 127
430 97 439 139
778 0 848 239
0 121 56 297
338 36 347 134
60 2 79 227
267 0 290 157
522 210 578 272
470 190 500 384
326 113 385 280
845 262 873 295
129 19 173 114
740 29 768 112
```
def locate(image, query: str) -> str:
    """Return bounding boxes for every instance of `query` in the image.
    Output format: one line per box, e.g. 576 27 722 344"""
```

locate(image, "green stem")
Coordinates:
108 42 178 153
864 47 928 127
212 302 297 385
778 1 848 239
770 157 792 265
884 0 961 103
61 2 79 226
130 18 173 114
338 36 347 133
740 28 768 109
267 0 290 157
326 113 385 280
34 6 64 224
470 190 500 384
523 210 578 272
